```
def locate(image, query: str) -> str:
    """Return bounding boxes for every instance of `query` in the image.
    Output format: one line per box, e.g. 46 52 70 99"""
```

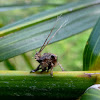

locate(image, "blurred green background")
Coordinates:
0 0 91 71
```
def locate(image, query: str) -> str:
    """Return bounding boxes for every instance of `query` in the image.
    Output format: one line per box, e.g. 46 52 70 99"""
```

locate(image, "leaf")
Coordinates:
0 4 42 12
0 0 100 36
4 60 16 70
0 3 59 12
80 84 100 100
0 71 97 98
83 17 100 71
0 0 100 61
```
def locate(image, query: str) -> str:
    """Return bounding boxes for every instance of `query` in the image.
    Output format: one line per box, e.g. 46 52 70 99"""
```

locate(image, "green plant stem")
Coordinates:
0 71 100 98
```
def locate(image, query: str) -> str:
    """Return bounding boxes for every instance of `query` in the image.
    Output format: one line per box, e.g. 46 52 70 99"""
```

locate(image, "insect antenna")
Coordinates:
39 16 61 53
40 19 67 51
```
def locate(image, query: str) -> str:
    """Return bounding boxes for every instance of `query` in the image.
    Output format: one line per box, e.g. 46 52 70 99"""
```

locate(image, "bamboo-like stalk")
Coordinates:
0 71 100 99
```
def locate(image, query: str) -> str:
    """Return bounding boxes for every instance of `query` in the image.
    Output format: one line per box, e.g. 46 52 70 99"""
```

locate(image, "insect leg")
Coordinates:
47 65 51 72
50 63 54 77
58 62 64 71
50 66 53 77
30 64 41 73
41 67 46 72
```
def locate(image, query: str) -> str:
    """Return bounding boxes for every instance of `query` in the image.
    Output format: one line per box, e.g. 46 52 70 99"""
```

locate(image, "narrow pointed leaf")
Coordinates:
0 0 100 61
83 17 100 70
0 4 42 12
0 3 59 12
0 0 100 36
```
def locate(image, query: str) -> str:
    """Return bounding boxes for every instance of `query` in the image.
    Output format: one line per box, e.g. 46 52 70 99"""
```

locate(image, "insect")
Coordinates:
30 17 67 76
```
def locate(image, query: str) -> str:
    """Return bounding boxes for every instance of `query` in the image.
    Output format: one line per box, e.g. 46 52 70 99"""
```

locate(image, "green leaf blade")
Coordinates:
0 0 100 36
0 0 100 61
81 87 100 100
83 17 100 70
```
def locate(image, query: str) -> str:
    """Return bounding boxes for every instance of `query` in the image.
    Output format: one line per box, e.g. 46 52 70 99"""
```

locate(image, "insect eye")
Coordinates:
51 55 55 59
